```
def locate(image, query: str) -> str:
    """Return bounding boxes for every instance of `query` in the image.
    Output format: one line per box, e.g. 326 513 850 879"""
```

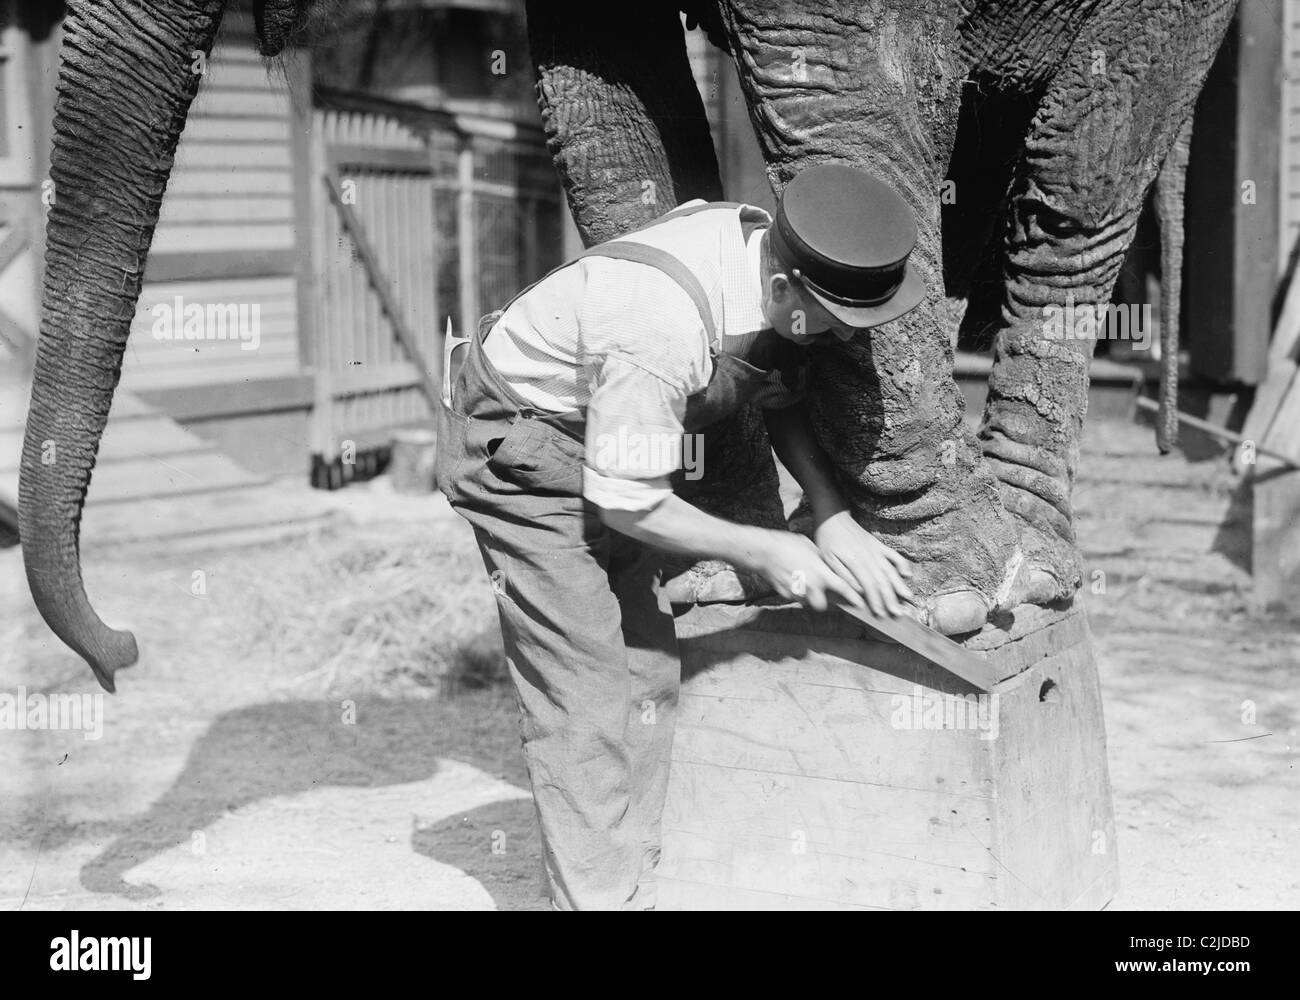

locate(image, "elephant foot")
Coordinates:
910 546 1029 636
980 430 1084 606
661 487 1047 640
660 555 1024 637
901 500 1082 634
1006 517 1083 605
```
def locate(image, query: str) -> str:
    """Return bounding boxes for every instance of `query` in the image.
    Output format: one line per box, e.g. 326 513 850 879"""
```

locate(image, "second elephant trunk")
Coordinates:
18 0 227 691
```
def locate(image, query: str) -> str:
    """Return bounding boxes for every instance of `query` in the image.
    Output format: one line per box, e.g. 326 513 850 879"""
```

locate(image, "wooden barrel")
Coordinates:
658 602 1118 910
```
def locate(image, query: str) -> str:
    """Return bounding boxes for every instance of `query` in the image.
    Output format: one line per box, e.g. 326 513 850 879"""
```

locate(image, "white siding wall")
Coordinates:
120 25 301 392
123 277 298 390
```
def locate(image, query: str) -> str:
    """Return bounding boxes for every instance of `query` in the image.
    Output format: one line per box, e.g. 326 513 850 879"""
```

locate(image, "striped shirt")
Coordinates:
482 201 804 511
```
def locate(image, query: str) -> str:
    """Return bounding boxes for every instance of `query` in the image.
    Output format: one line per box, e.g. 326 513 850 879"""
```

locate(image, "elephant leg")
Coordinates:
524 2 788 598
979 1 1235 603
524 0 724 242
717 0 1026 633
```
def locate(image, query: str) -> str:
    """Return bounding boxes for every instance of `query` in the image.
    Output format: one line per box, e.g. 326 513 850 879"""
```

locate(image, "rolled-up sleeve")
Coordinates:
583 354 691 511
577 261 712 513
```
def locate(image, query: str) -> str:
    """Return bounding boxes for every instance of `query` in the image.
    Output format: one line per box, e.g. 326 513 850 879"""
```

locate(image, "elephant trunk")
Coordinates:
19 0 226 692
1153 114 1193 454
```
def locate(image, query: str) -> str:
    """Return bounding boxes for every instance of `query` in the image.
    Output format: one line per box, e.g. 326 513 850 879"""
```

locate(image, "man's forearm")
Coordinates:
763 404 847 524
599 495 769 572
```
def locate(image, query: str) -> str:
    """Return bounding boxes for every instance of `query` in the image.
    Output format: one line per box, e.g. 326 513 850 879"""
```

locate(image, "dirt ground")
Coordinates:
1 420 1297 910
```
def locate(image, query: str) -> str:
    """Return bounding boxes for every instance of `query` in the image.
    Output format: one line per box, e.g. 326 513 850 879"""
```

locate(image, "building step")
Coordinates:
0 415 221 475
0 450 267 507
79 481 344 551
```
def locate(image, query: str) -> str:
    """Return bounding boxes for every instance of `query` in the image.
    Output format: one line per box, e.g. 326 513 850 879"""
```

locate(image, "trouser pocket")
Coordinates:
487 417 586 497
434 398 471 501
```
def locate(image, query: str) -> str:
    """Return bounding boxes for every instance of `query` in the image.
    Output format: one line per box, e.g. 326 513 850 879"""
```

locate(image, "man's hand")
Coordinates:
748 530 864 612
813 510 914 617
763 404 912 616
599 494 866 613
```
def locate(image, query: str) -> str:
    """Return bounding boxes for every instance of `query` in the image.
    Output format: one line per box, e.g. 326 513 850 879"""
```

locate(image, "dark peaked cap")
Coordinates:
770 164 926 328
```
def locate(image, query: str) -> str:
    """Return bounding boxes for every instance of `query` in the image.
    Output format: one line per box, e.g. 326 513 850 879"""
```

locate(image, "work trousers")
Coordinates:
436 320 682 910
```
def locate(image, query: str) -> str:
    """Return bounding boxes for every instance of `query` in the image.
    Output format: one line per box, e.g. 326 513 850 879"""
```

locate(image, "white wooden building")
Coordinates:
1 0 565 513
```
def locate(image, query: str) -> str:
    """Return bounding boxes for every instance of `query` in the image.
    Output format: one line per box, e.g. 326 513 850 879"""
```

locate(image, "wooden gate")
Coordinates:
308 90 563 487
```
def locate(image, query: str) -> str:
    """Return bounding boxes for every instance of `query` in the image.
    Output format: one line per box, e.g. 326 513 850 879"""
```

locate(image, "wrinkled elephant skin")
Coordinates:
20 1 1238 691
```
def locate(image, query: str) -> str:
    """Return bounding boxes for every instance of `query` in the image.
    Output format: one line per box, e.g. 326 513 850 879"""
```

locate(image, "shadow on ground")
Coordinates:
78 690 543 908
413 799 548 911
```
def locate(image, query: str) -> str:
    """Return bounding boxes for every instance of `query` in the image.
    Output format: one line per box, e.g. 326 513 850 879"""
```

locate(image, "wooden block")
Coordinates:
658 602 1119 910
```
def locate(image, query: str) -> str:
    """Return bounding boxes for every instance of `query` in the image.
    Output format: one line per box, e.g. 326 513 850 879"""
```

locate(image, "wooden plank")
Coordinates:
838 602 1001 691
1249 0 1300 598
1133 395 1300 467
659 605 1118 910
151 223 294 254
133 291 298 323
0 11 35 187
1284 0 1300 267
362 171 381 393
126 311 297 343
158 196 295 225
182 117 291 143
167 170 294 197
327 145 432 173
314 85 460 134
1186 3 1281 384
203 44 265 67
457 138 479 343
199 60 280 91
325 174 439 406
1238 247 1300 459
139 275 297 299
308 109 336 461
660 773 1001 907
0 222 28 272
134 374 315 420
143 248 298 282
119 358 302 394
673 684 995 789
285 46 316 376
193 90 290 119
1260 374 1300 464
1251 461 1300 609
126 319 299 353
0 308 34 357
173 141 293 172
1228 0 1280 383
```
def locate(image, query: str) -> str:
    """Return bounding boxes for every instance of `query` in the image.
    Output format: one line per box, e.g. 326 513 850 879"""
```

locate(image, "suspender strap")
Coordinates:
575 239 717 344
486 201 739 343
